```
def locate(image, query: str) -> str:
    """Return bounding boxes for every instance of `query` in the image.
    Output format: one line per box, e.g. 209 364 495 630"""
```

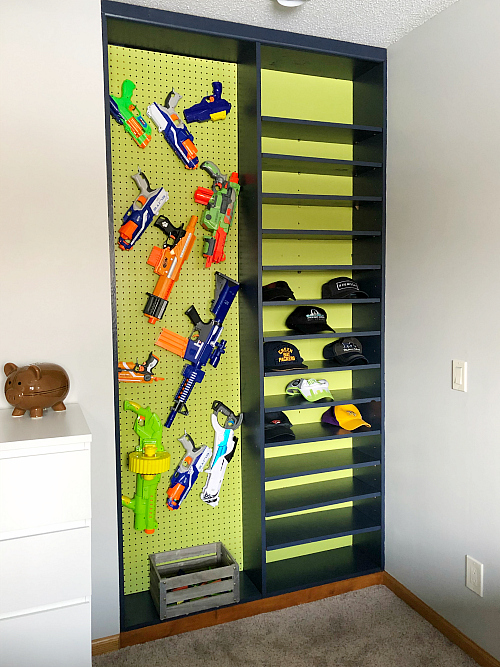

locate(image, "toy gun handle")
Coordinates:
200 160 224 188
212 82 222 100
124 400 142 416
121 79 136 101
212 401 243 429
178 431 196 458
185 305 202 327
132 170 153 195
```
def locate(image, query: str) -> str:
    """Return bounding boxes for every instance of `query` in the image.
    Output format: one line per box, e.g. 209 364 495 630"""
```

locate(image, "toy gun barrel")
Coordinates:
165 372 198 428
122 473 161 534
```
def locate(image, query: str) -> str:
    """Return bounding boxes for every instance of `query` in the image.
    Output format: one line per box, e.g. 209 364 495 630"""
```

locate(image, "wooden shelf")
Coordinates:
262 153 382 177
263 264 381 271
262 229 381 240
265 544 381 595
264 388 381 412
262 194 382 207
266 504 381 550
265 474 381 517
261 116 382 144
264 361 380 377
265 444 381 481
262 299 380 306
263 328 381 341
264 420 381 447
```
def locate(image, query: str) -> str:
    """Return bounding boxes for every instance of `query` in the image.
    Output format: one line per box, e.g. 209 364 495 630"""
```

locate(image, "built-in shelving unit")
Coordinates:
103 0 385 632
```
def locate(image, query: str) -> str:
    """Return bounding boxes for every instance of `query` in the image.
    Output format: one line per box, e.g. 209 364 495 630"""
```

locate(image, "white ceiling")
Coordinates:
119 0 460 48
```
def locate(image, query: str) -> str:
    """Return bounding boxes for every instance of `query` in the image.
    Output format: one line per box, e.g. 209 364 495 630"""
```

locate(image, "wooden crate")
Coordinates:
149 542 240 620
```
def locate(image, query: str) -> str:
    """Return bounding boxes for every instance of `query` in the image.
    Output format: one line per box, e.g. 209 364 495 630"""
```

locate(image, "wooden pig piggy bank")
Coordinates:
4 363 70 418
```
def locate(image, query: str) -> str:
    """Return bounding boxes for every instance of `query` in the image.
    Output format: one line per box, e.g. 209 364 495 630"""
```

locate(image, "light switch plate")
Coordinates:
452 360 467 391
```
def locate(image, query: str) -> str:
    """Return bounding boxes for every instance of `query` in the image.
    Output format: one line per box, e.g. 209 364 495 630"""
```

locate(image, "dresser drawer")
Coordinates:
0 526 91 616
0 601 91 667
0 449 90 533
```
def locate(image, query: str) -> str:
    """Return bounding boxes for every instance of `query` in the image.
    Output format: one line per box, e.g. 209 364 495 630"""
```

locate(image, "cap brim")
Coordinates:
290 324 335 334
265 363 308 372
338 418 371 431
265 426 295 441
264 291 296 301
305 390 333 402
326 353 369 366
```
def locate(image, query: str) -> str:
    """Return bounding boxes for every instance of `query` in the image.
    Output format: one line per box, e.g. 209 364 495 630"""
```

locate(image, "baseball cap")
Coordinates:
265 411 295 442
263 281 296 302
321 404 371 431
264 341 308 372
285 306 335 334
323 337 369 366
286 378 333 402
321 277 368 299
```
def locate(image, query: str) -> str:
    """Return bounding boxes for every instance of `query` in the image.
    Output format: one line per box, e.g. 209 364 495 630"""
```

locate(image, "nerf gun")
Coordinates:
143 215 198 325
117 352 164 383
147 90 199 170
118 170 169 251
194 161 240 268
201 401 243 507
109 79 152 148
166 432 212 510
183 82 231 123
155 271 240 428
121 401 171 534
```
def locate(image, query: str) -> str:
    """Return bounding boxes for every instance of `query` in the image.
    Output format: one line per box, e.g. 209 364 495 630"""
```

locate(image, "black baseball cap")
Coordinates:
263 281 296 302
321 277 368 299
264 341 307 372
285 306 335 334
323 337 368 365
265 411 295 442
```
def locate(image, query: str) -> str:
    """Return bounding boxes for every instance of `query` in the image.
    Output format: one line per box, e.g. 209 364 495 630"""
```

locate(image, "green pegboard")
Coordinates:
108 46 241 595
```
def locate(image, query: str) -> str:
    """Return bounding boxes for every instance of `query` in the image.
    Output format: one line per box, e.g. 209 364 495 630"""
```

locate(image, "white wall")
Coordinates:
0 0 119 640
386 0 500 659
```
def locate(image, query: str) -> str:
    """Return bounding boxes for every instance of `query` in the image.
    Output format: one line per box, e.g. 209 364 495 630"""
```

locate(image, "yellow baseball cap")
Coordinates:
321 404 371 431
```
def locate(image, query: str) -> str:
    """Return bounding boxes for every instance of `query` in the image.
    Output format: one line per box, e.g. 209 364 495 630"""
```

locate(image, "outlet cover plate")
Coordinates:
466 555 483 596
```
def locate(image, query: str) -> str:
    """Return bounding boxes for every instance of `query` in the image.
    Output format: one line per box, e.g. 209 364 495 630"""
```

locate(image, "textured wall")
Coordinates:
0 0 119 641
386 0 500 659
119 0 459 47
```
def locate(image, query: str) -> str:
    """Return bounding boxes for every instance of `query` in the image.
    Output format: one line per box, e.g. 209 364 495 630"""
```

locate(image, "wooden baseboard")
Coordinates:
384 573 500 667
92 634 120 656
120 571 383 648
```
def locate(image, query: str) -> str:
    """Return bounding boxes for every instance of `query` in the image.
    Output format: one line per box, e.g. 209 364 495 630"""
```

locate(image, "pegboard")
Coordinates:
108 45 241 595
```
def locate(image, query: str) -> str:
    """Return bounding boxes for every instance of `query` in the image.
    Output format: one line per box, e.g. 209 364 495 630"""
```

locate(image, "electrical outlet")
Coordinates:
466 555 483 596
452 360 467 391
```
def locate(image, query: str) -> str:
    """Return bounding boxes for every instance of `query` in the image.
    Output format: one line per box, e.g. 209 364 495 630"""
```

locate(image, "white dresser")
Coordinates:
0 404 92 667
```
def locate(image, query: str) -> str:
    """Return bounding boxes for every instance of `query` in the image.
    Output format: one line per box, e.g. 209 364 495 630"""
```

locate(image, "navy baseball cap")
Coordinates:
265 411 295 442
323 337 368 366
263 281 296 302
264 341 307 372
285 306 335 334
321 277 368 299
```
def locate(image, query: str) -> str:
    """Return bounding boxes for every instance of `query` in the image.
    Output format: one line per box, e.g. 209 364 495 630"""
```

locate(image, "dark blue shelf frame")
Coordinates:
102 0 386 632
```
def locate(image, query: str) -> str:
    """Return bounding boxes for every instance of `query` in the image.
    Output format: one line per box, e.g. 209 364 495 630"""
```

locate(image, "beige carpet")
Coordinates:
93 585 479 667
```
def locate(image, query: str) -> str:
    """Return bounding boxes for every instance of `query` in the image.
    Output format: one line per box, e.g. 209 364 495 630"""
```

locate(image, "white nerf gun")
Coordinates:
200 401 243 507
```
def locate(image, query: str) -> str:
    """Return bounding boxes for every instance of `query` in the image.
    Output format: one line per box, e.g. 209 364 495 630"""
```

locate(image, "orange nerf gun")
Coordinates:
143 215 198 324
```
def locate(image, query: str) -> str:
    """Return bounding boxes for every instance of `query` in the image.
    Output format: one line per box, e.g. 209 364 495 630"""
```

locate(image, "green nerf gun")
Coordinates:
121 400 170 534
194 161 240 268
110 79 152 149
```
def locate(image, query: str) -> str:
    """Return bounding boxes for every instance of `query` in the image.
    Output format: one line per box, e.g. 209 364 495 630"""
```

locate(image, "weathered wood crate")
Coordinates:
149 542 240 620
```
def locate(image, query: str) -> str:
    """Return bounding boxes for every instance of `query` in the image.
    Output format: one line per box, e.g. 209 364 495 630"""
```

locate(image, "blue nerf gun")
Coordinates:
147 90 199 170
155 272 240 428
201 401 243 507
118 171 169 251
183 82 231 123
166 432 211 511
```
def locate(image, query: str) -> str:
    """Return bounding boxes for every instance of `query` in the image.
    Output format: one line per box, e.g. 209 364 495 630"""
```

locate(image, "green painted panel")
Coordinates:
108 46 242 595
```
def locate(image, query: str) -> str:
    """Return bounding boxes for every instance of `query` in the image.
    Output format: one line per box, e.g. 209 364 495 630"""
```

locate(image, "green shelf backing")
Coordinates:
109 45 242 595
